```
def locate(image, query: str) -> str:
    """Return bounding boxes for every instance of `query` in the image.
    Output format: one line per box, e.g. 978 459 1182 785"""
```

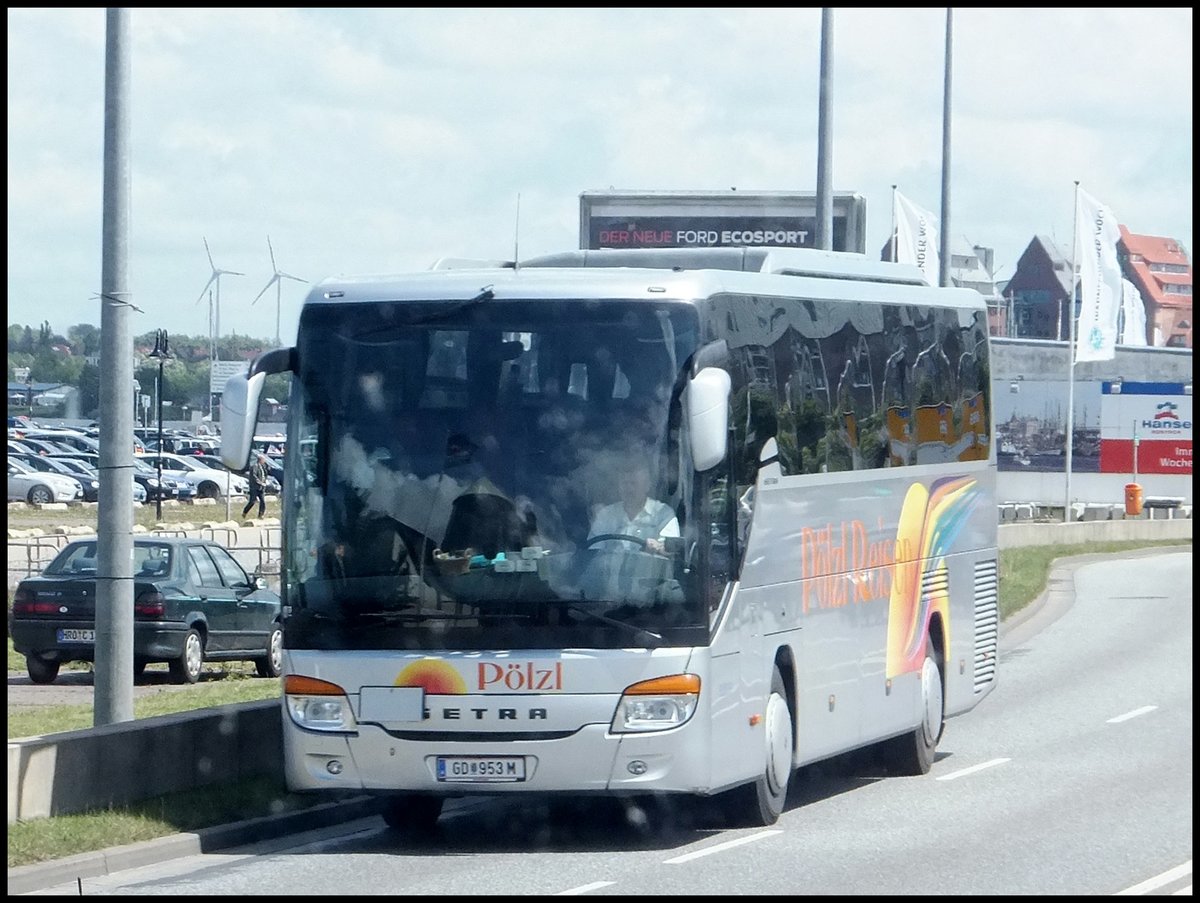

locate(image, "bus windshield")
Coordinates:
282 297 710 651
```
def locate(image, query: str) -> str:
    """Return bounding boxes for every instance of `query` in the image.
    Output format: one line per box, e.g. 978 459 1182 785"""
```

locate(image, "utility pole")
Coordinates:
95 7 135 726
814 9 834 251
938 8 953 288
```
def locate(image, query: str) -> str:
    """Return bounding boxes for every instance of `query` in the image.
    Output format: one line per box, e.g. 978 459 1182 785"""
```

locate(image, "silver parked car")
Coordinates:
7 458 84 505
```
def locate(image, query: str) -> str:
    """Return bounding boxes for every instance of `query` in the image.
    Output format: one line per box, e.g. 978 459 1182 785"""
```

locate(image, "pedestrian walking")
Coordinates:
242 453 268 519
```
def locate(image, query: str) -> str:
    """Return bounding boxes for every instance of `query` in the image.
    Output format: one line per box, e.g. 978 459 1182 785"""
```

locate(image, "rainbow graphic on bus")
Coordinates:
886 476 979 679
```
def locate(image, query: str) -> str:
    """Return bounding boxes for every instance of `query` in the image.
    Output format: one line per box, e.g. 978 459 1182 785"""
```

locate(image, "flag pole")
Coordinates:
890 185 898 262
1064 180 1080 523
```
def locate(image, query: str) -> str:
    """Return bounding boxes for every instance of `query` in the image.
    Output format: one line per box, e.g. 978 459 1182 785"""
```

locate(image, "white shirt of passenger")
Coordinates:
589 499 679 549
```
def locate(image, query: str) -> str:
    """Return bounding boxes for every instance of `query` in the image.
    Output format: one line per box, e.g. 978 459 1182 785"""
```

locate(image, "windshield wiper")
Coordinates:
565 603 663 648
406 285 495 325
339 285 496 342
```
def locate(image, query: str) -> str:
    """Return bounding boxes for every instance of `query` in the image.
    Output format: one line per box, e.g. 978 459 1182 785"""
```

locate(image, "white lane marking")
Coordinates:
1115 860 1191 895
1107 705 1158 724
1168 886 1191 895
664 830 782 864
935 757 1011 781
557 881 617 895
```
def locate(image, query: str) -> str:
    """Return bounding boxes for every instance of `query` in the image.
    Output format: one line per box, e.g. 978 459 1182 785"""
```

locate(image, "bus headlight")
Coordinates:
283 674 358 733
611 673 700 733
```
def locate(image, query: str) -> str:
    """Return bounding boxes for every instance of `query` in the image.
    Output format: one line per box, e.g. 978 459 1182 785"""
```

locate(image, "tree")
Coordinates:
68 324 102 357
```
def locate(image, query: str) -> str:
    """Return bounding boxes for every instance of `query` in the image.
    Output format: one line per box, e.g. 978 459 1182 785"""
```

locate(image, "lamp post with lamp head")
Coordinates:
147 330 171 519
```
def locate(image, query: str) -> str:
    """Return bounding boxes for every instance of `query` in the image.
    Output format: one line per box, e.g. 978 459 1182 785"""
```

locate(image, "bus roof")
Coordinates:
306 247 987 312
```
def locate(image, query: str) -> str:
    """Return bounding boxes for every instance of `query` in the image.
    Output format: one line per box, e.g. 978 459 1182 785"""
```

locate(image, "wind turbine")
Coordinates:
251 236 307 346
193 237 243 362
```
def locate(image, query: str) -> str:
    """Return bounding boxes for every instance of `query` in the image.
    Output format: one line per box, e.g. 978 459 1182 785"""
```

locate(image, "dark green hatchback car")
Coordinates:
11 536 283 685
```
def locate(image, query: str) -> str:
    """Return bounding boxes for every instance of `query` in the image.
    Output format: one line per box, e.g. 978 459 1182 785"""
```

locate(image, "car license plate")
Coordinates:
57 628 95 643
436 756 526 783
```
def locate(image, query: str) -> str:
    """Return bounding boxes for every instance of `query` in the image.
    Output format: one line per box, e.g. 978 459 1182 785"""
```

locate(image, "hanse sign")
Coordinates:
1099 381 1192 475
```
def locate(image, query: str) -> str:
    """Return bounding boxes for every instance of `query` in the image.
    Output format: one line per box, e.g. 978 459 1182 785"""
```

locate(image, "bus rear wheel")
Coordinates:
381 794 444 833
882 643 943 775
721 666 792 827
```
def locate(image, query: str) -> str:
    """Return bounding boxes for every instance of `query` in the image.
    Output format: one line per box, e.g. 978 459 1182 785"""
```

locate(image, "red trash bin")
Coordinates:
1124 482 1143 517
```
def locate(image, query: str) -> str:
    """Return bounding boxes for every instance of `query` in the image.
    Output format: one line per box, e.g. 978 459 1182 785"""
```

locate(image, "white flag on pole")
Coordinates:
894 190 940 286
1074 187 1123 362
1119 278 1148 346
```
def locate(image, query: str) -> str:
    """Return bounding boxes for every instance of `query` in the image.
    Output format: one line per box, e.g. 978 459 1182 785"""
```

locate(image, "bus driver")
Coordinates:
588 457 679 555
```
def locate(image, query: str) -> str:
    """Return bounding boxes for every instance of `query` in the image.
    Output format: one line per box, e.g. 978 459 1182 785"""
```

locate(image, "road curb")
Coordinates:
8 796 383 895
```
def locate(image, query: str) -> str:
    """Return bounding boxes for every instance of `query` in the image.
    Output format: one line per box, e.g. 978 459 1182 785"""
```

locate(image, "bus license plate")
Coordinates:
57 628 95 643
436 756 526 783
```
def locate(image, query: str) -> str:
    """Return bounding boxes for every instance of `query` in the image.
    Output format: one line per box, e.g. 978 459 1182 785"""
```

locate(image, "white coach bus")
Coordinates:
222 246 998 831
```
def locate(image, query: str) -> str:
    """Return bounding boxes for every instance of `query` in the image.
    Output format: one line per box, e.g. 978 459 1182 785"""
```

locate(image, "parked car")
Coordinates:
135 452 249 500
7 458 84 505
131 456 196 502
35 455 148 504
46 450 193 503
10 536 283 685
143 434 218 456
10 453 98 501
191 453 282 494
20 429 101 455
8 435 73 456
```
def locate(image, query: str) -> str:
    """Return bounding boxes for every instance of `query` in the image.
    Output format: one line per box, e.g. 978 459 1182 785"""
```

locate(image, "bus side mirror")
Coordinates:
220 371 263 472
687 367 731 472
221 347 296 472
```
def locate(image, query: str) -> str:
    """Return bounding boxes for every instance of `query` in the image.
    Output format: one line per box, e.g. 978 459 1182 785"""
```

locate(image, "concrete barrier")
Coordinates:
997 516 1191 548
8 700 281 824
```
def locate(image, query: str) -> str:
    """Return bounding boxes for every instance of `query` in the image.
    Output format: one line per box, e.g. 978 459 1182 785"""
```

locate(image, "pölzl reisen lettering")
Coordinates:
799 520 914 613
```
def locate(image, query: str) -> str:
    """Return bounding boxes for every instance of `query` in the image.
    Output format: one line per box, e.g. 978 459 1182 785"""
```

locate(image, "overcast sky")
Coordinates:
7 8 1193 346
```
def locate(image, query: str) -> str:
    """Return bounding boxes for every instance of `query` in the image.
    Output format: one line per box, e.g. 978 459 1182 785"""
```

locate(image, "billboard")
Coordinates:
579 190 867 254
1099 381 1192 476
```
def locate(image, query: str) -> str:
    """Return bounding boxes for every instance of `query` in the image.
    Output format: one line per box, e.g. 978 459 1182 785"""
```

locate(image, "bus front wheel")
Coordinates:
381 794 444 833
721 666 792 827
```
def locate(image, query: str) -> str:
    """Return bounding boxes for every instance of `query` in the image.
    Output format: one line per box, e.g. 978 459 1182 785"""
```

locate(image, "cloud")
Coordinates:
6 7 1193 343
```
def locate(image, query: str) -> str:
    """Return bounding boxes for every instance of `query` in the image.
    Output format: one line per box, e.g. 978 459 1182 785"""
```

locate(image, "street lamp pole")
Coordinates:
148 329 171 519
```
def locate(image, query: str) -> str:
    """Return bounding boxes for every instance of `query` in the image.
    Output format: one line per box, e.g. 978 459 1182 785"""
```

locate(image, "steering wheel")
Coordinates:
585 533 647 550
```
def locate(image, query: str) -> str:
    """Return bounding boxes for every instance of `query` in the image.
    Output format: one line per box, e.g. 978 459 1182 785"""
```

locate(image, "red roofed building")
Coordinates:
1119 227 1192 348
